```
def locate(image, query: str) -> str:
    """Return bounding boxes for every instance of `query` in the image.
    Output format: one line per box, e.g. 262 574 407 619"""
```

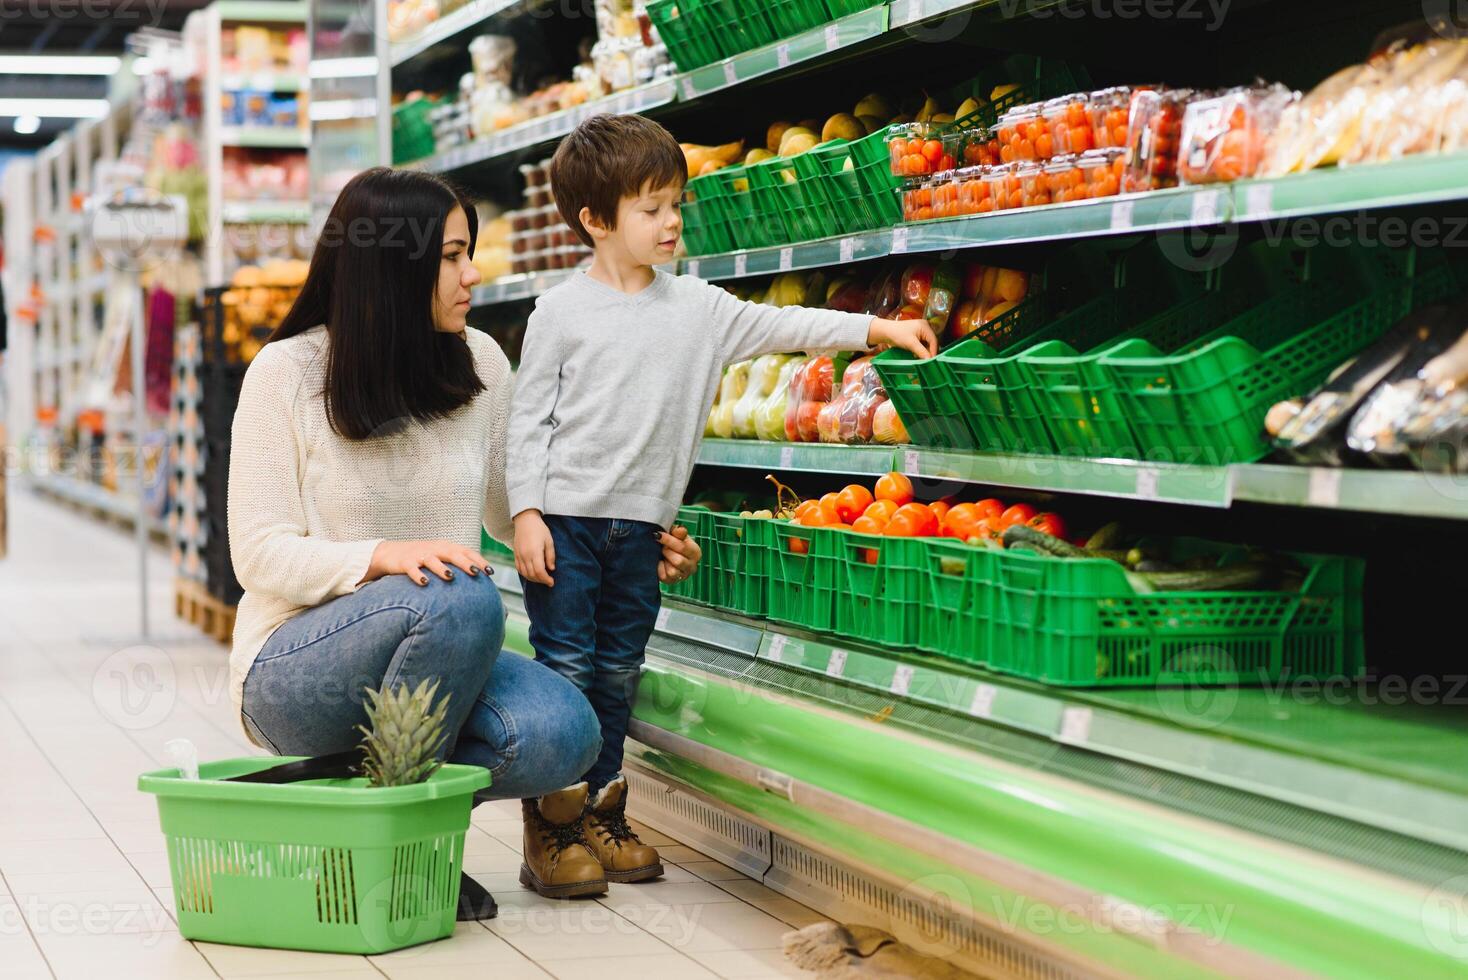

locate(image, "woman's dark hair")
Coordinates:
271 167 486 440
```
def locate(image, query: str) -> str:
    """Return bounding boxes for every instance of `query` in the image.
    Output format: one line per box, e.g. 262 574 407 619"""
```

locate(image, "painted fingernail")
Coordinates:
445 569 454 579
486 566 495 576
651 530 663 538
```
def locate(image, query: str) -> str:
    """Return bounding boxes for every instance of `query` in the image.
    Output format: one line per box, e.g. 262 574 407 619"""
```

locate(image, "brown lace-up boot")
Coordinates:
519 783 608 898
581 776 664 883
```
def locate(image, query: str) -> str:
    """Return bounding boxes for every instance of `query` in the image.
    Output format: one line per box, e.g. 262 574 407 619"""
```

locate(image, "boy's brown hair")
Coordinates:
549 113 686 248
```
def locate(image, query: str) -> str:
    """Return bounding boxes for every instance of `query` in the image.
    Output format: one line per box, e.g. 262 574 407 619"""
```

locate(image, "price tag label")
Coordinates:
687 259 700 279
1244 182 1274 219
1307 467 1342 508
734 252 748 277
970 683 997 719
768 634 787 662
890 664 915 696
1135 466 1160 500
839 237 855 263
778 246 793 272
1110 199 1135 231
777 43 792 68
1191 189 1223 225
722 61 738 87
891 225 910 253
907 0 926 20
826 648 848 678
758 769 796 801
680 77 696 101
824 23 840 50
1059 706 1093 744
655 608 671 631
903 450 920 476
779 445 794 468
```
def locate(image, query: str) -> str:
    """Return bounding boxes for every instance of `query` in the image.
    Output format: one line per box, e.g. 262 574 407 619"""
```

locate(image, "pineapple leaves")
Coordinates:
356 678 453 788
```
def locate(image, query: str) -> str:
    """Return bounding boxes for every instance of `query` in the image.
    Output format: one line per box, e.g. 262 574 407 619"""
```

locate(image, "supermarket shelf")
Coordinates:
215 0 307 22
469 268 575 307
490 562 1468 885
1233 151 1468 222
218 126 309 149
676 5 889 101
684 230 890 281
389 0 521 68
697 439 1468 519
219 200 311 223
27 474 168 541
410 78 679 174
220 73 305 92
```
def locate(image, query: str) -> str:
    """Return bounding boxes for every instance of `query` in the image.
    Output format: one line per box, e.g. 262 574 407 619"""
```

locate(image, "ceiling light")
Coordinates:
0 55 121 75
0 99 110 119
13 114 40 134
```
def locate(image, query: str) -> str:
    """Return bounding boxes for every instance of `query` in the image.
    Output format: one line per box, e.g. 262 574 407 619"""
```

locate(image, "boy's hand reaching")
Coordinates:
868 317 939 359
513 510 556 586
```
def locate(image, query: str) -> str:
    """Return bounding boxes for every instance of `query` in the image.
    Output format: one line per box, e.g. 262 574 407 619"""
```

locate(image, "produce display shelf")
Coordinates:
410 78 679 174
488 561 1468 855
469 268 576 307
389 0 523 67
696 439 1468 519
219 200 311 224
675 5 890 101
215 0 306 22
218 127 309 149
219 73 304 92
678 154 1468 278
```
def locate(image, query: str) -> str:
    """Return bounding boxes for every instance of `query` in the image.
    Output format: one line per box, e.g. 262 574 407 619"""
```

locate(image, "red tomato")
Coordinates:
835 484 875 523
922 140 943 164
862 548 878 565
1027 512 1067 539
874 472 914 507
851 514 885 536
999 503 1037 528
882 515 919 537
863 499 898 524
793 500 820 523
820 491 842 514
973 518 1001 543
929 500 952 525
943 503 981 541
974 498 1004 522
892 503 940 537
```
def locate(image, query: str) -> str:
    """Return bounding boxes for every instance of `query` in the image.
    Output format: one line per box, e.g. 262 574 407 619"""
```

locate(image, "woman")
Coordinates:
226 167 702 919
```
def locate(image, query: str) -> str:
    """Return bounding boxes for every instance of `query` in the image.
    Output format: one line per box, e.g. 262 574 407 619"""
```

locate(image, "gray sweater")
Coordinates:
506 269 872 528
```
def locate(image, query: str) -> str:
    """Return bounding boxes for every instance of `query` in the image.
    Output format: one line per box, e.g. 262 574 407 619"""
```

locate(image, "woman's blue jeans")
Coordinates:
240 572 602 800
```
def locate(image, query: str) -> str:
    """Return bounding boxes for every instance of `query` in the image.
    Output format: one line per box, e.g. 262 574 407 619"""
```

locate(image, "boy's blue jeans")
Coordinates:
520 514 663 794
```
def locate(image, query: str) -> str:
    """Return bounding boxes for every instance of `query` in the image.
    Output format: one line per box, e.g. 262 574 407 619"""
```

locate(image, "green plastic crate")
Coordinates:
831 531 926 648
695 0 778 54
646 0 725 70
917 538 996 666
681 172 736 256
1098 248 1433 465
848 126 903 228
391 98 440 165
765 523 842 632
825 0 883 14
478 528 512 561
138 757 489 953
873 295 1050 452
706 512 774 616
763 0 831 37
792 138 884 236
662 506 712 605
706 163 780 250
987 541 1365 687
749 154 831 245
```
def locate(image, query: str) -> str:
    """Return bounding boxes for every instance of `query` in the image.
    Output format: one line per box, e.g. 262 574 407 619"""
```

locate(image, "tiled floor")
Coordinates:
0 490 823 979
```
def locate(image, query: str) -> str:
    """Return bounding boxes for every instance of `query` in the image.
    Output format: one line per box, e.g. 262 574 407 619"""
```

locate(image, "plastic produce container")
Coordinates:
847 125 904 228
792 138 884 235
681 172 736 256
706 512 773 616
765 523 842 632
662 506 712 604
1042 94 1096 155
918 538 996 665
137 758 490 954
831 532 926 648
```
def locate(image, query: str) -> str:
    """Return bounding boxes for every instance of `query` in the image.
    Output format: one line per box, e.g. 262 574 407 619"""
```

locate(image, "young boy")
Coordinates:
506 113 935 899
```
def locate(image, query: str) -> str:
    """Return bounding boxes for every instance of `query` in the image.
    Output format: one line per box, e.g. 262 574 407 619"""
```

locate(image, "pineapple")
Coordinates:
356 679 452 787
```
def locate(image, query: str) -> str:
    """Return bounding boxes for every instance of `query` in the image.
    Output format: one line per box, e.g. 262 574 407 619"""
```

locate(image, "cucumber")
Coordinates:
1086 522 1128 552
1002 524 1089 558
1133 559 1181 573
1136 565 1271 592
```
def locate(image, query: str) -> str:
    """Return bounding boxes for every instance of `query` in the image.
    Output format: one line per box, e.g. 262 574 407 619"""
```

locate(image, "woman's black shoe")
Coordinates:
456 871 498 920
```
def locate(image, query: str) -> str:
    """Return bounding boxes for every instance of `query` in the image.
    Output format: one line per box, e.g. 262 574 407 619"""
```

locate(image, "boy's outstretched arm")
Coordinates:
707 281 936 363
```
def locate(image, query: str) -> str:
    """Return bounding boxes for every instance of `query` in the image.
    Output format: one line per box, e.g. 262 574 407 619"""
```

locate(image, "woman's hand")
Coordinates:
868 317 938 358
364 539 491 586
656 523 702 584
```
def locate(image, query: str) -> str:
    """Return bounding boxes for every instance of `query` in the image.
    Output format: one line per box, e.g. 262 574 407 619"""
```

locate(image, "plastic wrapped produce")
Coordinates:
784 354 848 442
923 261 962 337
1042 94 1095 155
872 398 910 444
710 360 750 438
1179 84 1298 184
820 356 886 445
1346 303 1468 464
1088 86 1135 149
755 356 807 441
1344 39 1468 165
1260 63 1376 176
996 103 1046 162
732 353 793 438
1123 87 1196 192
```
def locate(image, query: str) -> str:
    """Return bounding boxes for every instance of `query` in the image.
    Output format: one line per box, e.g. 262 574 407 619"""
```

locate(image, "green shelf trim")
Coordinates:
219 200 311 224
685 230 890 281
216 1 307 23
1234 152 1468 221
631 663 1468 979
694 439 1468 520
624 743 1213 980
469 269 576 307
677 6 890 101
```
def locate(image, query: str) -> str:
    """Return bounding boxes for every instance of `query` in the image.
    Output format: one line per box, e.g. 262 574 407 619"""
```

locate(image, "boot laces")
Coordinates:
592 803 642 846
543 820 588 857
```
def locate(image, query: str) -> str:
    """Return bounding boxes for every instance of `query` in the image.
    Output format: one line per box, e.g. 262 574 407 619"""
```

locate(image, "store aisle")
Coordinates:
0 491 822 980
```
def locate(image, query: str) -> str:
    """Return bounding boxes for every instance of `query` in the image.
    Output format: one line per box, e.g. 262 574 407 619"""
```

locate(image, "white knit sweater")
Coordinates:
226 325 516 740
